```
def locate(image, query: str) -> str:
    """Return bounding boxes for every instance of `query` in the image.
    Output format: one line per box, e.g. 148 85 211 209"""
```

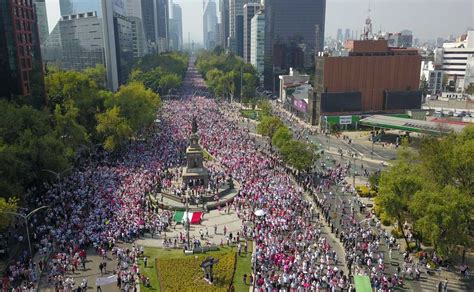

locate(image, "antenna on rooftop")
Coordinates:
362 0 374 40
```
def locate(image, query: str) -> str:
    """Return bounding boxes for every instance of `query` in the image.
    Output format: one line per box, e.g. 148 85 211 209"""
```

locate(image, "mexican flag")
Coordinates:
173 211 203 224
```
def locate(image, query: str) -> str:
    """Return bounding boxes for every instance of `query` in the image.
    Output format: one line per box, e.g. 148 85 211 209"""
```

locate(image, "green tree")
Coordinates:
466 83 474 95
378 149 423 250
420 126 474 194
280 140 317 171
0 197 18 230
159 73 182 94
83 64 107 89
258 100 272 117
96 106 133 151
53 100 89 158
105 81 160 133
242 72 257 98
0 101 69 198
257 116 284 138
368 172 381 191
410 185 473 257
45 69 106 136
272 126 293 148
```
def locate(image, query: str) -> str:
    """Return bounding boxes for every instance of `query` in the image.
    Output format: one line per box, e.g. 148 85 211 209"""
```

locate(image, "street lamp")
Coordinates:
42 167 73 195
0 206 49 256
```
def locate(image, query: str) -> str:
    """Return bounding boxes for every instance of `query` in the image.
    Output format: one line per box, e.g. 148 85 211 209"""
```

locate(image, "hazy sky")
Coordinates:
46 0 473 44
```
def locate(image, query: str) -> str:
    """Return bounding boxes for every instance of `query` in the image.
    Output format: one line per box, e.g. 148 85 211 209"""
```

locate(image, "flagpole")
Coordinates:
186 194 190 250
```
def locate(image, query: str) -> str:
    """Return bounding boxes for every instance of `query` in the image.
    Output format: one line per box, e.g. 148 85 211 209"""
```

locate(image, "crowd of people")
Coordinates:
3 60 408 291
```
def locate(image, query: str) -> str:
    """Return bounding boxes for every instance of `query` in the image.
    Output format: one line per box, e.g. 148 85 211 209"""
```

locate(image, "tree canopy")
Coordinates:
377 125 474 257
257 116 285 138
196 51 258 99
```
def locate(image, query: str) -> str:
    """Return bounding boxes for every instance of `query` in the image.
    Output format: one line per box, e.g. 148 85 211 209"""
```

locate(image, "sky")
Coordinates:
45 0 473 44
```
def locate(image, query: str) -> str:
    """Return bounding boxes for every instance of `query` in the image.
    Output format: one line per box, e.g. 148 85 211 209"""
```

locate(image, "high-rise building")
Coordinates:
52 12 104 71
33 0 49 46
125 0 148 57
203 0 218 49
228 0 258 55
141 0 156 45
155 0 169 52
434 30 474 91
169 3 183 51
220 0 229 49
60 0 101 16
235 14 244 56
243 3 261 63
250 10 265 78
0 0 45 105
263 0 326 90
344 28 350 41
228 0 243 52
336 28 343 43
102 0 134 91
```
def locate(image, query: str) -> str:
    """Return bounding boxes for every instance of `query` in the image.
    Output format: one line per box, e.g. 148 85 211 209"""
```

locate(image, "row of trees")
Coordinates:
196 51 259 99
0 53 188 209
129 52 188 95
376 125 474 258
256 102 318 171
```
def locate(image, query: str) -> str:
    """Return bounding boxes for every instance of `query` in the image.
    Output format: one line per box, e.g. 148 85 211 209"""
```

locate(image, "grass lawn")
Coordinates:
138 244 253 292
233 241 253 292
240 109 260 121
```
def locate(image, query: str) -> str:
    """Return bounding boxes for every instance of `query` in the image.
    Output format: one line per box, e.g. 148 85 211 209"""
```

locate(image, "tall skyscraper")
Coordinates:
51 12 104 71
141 0 156 44
102 0 134 91
344 28 350 41
243 3 261 63
125 0 148 57
203 0 218 49
236 14 244 56
336 28 343 43
0 0 45 106
263 0 326 90
33 0 49 46
251 10 265 77
60 0 101 16
220 0 230 49
169 3 183 51
155 0 169 52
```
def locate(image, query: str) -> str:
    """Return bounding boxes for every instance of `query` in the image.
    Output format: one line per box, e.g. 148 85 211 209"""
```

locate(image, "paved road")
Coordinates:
265 103 471 291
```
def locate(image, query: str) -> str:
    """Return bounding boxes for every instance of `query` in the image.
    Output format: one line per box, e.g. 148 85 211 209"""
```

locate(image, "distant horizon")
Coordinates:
45 0 473 45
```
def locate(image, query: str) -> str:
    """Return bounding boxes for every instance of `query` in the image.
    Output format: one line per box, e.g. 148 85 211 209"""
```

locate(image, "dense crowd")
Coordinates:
3 61 404 291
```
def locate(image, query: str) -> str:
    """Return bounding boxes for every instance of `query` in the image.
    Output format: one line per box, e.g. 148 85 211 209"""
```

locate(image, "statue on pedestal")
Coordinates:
192 116 198 134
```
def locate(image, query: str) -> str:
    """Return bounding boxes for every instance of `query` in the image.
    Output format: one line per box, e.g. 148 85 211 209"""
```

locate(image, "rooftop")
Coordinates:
360 115 466 135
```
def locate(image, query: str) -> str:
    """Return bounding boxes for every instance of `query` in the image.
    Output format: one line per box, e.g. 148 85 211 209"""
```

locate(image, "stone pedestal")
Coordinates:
182 133 209 187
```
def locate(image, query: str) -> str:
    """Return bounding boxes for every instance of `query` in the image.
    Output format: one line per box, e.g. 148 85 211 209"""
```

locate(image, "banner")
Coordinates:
96 275 117 286
339 116 352 125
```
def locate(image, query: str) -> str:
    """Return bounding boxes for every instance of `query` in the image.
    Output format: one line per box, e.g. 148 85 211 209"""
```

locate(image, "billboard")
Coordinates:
293 99 308 113
321 92 362 113
383 90 422 110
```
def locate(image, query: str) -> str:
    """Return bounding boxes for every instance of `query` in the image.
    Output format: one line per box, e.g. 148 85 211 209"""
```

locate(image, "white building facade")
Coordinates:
435 30 474 91
420 61 444 95
250 11 265 79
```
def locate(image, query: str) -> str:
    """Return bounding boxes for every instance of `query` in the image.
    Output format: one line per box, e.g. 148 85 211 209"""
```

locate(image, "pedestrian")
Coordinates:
443 279 448 292
99 263 103 275
243 274 247 284
144 256 148 268
214 224 218 235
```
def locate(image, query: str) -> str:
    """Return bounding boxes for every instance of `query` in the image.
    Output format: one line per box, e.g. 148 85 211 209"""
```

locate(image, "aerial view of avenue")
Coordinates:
0 0 473 291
